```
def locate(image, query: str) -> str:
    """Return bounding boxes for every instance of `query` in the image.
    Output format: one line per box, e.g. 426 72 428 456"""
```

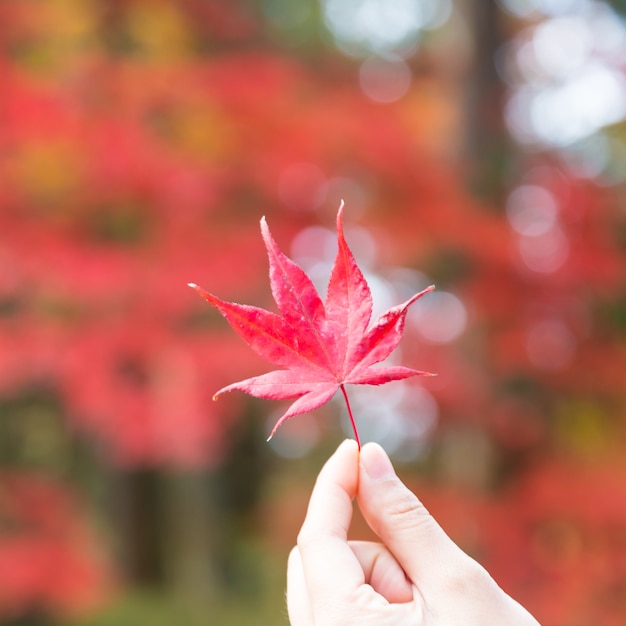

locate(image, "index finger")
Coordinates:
297 439 365 600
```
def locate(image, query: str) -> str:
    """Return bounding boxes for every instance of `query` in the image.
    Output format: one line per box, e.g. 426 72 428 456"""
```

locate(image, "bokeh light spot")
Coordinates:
518 227 569 273
322 0 450 56
498 0 592 19
267 411 320 458
412 291 467 344
342 384 438 461
530 64 626 146
359 55 412 103
506 184 558 236
533 16 591 78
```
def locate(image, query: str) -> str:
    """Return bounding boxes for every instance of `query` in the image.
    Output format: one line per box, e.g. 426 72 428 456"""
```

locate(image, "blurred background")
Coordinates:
1 0 626 624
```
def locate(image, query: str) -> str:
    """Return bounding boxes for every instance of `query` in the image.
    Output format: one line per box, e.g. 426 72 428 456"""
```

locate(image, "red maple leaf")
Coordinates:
189 204 434 447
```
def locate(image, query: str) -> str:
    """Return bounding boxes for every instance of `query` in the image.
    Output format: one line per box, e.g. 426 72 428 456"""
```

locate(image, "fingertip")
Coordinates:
307 439 359 523
357 446 457 585
336 438 359 456
317 439 359 489
360 442 396 481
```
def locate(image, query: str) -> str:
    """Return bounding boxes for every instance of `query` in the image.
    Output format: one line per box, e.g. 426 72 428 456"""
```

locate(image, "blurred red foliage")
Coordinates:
0 472 112 618
419 457 626 625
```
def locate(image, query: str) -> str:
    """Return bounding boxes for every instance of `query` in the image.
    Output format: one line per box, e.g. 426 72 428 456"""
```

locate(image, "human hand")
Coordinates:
287 439 540 625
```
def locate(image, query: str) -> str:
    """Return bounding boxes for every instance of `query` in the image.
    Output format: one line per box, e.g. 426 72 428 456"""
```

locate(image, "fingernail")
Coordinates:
360 442 395 481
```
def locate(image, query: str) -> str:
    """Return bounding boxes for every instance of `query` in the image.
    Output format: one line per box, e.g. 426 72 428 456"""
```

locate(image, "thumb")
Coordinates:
357 442 463 586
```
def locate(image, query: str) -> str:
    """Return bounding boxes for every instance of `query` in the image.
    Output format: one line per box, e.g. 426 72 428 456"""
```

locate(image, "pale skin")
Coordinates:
287 439 541 626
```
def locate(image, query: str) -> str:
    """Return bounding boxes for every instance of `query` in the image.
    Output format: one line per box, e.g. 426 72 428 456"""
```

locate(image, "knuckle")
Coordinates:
440 557 497 598
384 489 435 532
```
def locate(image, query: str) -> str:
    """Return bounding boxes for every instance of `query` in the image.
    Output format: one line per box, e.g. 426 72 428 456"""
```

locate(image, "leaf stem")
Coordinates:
339 384 361 450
